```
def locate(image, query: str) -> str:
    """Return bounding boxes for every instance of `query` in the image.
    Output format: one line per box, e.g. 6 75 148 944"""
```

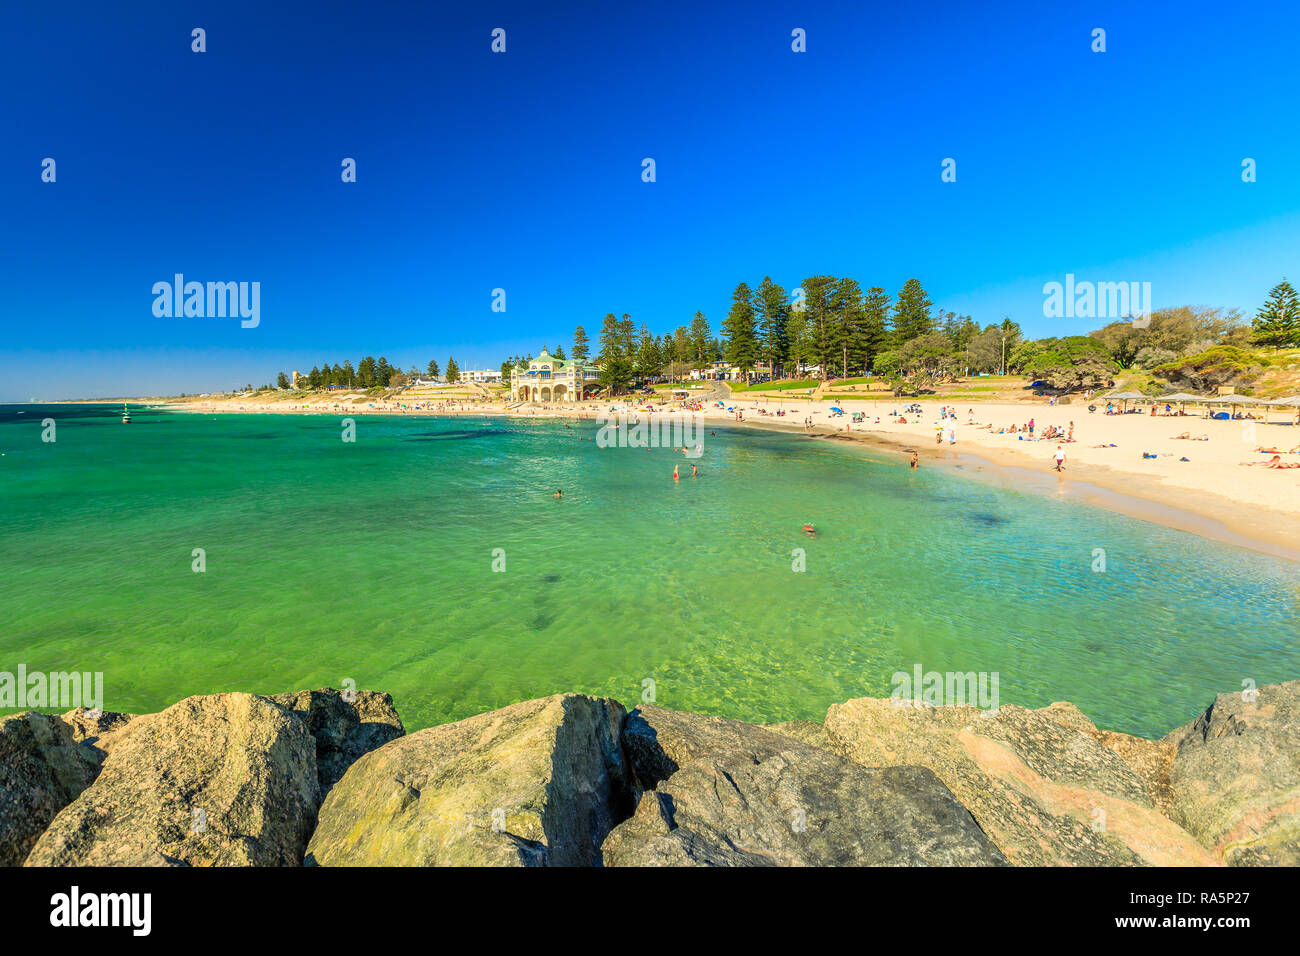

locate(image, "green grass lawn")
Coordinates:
730 379 818 393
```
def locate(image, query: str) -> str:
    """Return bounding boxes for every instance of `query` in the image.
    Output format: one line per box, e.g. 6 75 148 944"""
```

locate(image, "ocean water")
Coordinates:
2 402 1297 738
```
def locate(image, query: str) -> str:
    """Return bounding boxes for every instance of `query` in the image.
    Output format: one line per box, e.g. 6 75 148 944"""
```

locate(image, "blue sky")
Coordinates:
3 0 1299 399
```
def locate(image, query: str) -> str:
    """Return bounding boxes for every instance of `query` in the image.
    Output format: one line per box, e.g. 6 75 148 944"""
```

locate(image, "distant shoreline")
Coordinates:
35 394 1300 562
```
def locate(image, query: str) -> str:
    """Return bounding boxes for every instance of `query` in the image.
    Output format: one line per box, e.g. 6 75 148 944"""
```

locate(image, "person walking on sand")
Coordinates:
1053 446 1066 472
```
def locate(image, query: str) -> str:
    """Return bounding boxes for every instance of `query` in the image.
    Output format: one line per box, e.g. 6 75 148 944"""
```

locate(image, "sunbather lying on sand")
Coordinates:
1240 455 1300 468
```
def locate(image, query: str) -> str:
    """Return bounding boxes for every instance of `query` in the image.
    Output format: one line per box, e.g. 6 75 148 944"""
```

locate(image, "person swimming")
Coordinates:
552 490 563 498
673 465 679 481
802 523 816 537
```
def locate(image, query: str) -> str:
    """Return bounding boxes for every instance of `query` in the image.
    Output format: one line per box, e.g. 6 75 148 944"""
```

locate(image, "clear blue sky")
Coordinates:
3 0 1299 400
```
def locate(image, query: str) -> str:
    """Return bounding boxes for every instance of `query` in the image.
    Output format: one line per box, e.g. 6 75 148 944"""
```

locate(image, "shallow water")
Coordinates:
2 403 1297 736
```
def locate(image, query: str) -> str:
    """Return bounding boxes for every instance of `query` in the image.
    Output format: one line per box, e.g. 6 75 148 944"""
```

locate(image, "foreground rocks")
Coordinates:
27 694 320 866
268 689 404 796
807 699 1217 867
307 694 634 866
0 713 100 865
1164 680 1300 866
1037 702 1177 814
604 705 1007 866
3 681 1297 866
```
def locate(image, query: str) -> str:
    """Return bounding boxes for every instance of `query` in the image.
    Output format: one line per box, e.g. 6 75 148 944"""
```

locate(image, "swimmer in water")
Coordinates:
691 463 698 477
803 523 816 537
673 465 679 481
910 452 919 469
552 490 563 498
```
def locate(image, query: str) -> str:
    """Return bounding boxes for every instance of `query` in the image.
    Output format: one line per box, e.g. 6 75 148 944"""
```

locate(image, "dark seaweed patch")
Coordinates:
402 428 508 442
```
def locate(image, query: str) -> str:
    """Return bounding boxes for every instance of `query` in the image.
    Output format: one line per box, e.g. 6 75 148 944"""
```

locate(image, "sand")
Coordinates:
147 390 1300 560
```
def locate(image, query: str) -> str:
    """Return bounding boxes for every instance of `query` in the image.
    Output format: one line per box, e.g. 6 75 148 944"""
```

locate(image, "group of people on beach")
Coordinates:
545 391 1300 506
1240 445 1300 468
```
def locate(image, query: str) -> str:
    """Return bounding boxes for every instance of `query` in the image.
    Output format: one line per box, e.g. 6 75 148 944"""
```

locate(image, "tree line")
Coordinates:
267 277 1295 395
512 278 1027 386
276 355 466 390
523 275 1295 393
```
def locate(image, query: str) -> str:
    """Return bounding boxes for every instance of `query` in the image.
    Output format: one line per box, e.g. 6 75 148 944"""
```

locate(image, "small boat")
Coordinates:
121 404 132 423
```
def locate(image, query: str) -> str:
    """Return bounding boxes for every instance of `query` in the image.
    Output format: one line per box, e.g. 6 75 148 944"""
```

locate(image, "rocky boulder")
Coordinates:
26 693 319 866
306 693 635 866
59 707 137 766
1037 702 1176 814
0 712 101 866
268 689 404 795
1164 680 1300 865
602 705 1008 866
819 698 1217 866
762 720 832 749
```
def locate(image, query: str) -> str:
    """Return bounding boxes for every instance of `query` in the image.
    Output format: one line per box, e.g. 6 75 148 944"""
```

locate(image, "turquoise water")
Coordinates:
2 402 1297 737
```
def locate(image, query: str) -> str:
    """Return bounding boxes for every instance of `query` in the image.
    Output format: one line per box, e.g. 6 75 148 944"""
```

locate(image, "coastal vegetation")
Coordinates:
248 278 1297 401
528 278 1296 397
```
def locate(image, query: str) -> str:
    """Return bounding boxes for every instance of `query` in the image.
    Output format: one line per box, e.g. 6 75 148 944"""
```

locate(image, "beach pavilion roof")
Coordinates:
1265 395 1300 406
1156 392 1206 403
520 349 599 375
1202 394 1264 404
1103 390 1147 400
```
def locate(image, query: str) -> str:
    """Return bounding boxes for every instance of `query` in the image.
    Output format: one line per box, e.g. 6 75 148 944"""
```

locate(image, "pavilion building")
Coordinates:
510 349 601 402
